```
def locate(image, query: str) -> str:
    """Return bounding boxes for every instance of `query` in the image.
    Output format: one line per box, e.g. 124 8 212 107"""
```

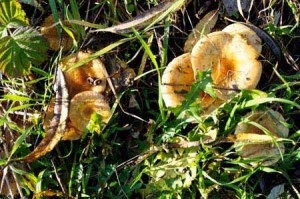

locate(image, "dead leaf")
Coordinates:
20 67 69 163
184 9 218 52
92 1 179 34
0 169 18 197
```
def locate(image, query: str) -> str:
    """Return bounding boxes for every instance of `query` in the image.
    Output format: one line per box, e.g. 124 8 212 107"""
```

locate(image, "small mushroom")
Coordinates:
69 91 111 132
191 31 262 100
59 51 107 98
222 23 262 56
41 14 74 51
234 110 289 166
161 53 221 110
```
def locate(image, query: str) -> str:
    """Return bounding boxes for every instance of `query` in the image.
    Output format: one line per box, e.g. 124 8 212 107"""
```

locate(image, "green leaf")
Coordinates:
4 94 31 101
0 24 5 37
0 0 29 27
9 128 30 159
0 28 49 77
175 70 215 116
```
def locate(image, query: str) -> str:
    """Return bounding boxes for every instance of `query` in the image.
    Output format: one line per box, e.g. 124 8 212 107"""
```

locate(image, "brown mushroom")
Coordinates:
191 31 262 100
69 91 111 132
161 53 222 111
41 14 74 51
234 109 289 166
59 51 107 98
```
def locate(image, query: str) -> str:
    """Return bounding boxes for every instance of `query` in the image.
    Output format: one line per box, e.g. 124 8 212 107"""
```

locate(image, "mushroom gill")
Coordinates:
69 91 111 132
59 51 107 98
234 110 289 166
191 31 262 100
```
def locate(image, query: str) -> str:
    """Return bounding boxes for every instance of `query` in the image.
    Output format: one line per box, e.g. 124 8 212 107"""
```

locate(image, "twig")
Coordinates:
51 159 68 198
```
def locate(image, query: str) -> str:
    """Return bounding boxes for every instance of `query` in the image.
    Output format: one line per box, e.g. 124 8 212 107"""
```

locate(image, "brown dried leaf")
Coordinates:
20 68 69 163
0 169 18 197
184 9 218 52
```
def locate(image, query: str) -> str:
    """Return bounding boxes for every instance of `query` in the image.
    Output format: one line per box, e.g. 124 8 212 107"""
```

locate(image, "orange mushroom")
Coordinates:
43 98 82 140
191 31 262 100
222 23 262 55
59 51 107 98
161 53 222 111
161 53 194 107
234 110 289 166
41 14 74 51
69 91 112 132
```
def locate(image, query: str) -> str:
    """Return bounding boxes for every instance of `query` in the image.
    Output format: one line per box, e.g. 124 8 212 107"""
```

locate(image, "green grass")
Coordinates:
1 0 300 198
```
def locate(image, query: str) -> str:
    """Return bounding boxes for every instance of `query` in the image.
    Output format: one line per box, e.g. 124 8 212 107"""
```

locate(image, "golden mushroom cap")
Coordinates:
191 31 262 100
234 110 289 166
41 14 73 51
162 53 194 107
69 91 111 132
222 23 262 56
59 51 107 98
161 53 222 111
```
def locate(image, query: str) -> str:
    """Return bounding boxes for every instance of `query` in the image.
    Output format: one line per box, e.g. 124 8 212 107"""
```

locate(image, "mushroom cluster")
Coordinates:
162 23 289 166
44 51 112 140
162 22 262 109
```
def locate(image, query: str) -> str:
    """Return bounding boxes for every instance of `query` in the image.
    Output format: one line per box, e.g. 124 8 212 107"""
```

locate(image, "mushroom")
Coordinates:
43 98 82 140
41 14 74 51
161 53 222 110
162 53 194 107
191 31 262 100
234 109 289 166
69 91 111 132
222 23 262 55
59 51 107 98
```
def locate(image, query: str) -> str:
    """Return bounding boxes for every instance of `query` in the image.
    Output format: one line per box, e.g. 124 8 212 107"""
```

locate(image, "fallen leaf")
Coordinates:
92 0 182 34
20 67 69 163
184 9 218 52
